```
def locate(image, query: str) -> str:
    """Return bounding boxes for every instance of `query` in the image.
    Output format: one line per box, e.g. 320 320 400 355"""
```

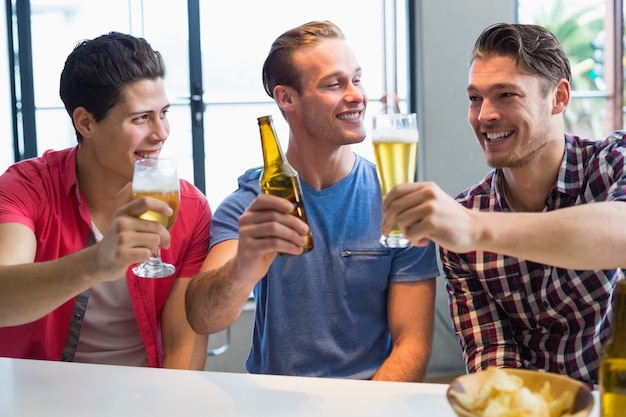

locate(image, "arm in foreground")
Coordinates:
443 252 522 373
161 277 208 370
372 278 436 382
186 194 309 334
0 198 172 327
383 182 626 270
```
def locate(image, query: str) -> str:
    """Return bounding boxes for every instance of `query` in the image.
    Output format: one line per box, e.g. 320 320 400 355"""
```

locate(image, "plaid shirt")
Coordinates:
441 132 626 385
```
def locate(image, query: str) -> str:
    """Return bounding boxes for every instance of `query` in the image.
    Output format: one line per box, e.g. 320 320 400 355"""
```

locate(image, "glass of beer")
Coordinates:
372 113 419 248
131 159 180 278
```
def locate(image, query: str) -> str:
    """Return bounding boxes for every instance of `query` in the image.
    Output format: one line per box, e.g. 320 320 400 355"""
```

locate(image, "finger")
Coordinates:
125 196 174 218
240 216 308 247
250 193 299 214
241 201 309 236
242 235 305 257
382 183 416 212
107 215 170 251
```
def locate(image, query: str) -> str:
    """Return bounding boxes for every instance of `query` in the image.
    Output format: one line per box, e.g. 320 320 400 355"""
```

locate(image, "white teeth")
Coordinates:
338 112 360 120
136 153 159 159
486 130 513 141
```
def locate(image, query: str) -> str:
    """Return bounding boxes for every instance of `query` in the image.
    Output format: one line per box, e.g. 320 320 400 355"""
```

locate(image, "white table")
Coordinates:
0 358 600 417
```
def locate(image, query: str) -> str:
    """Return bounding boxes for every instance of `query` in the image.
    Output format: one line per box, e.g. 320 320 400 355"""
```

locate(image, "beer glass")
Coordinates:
131 159 180 278
372 113 419 248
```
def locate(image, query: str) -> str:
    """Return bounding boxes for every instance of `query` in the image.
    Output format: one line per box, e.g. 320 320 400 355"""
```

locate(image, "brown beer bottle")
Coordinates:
257 115 313 255
600 279 626 416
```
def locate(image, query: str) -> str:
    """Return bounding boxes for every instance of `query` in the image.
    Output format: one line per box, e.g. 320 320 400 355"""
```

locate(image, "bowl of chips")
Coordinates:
447 367 594 417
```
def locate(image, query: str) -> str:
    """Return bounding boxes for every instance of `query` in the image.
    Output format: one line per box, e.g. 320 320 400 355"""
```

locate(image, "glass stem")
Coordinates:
144 247 164 270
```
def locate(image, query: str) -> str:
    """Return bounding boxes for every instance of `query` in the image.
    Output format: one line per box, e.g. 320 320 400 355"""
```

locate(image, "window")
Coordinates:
518 0 623 138
4 0 409 210
0 3 11 171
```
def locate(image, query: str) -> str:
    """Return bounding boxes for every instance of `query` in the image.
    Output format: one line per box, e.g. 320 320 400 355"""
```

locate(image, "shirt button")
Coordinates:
74 313 82 321
543 301 549 309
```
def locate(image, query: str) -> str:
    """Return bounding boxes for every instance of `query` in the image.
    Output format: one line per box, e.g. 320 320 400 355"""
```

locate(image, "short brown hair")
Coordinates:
470 23 571 96
262 20 345 98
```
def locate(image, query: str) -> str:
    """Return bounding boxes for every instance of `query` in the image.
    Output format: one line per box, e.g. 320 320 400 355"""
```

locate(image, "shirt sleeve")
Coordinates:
167 181 212 279
389 241 440 283
0 162 42 230
209 168 260 249
440 247 523 372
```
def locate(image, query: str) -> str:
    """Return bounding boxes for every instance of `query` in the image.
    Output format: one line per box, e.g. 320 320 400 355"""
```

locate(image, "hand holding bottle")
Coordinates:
257 115 314 255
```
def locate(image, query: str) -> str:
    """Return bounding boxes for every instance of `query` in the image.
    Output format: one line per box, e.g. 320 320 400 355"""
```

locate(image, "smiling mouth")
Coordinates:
134 151 160 159
337 111 361 121
485 130 514 142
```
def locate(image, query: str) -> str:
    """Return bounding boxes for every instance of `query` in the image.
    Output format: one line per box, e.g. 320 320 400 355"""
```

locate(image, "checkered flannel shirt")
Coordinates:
441 132 626 385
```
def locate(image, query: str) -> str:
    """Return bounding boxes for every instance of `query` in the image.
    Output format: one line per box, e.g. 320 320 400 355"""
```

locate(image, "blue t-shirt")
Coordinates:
211 155 440 379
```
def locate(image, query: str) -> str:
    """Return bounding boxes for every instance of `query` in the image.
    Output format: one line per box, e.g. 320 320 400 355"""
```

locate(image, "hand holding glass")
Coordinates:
131 159 180 278
372 113 419 248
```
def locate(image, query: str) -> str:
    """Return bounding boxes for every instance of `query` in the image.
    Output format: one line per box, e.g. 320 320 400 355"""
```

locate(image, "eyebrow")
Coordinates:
322 66 362 79
466 83 517 93
127 104 171 116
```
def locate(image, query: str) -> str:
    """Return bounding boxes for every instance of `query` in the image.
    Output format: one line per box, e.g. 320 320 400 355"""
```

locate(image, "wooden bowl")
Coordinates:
446 368 594 417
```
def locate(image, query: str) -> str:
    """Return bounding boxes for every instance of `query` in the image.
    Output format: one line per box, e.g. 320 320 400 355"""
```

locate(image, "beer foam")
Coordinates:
133 172 179 192
371 128 419 143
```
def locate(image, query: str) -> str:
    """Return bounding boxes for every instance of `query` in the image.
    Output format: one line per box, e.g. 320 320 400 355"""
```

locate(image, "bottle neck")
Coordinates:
258 117 286 167
608 281 626 352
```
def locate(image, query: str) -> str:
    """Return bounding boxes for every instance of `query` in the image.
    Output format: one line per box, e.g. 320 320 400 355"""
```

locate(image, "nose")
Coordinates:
345 82 366 104
153 115 170 142
476 99 499 123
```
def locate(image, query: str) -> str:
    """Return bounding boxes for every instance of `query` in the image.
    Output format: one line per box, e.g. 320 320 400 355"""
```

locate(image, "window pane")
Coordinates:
517 0 609 138
0 3 12 174
140 5 192 182
29 0 134 158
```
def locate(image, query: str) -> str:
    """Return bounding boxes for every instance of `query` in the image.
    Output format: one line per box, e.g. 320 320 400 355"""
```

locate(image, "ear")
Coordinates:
273 85 296 114
73 107 95 139
552 79 570 115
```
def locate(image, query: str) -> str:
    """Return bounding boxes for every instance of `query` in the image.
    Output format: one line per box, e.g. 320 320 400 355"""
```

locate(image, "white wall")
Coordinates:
414 0 516 377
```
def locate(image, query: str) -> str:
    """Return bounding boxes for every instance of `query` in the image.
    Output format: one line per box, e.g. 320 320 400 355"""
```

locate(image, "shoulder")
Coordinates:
567 131 626 155
239 167 263 183
179 179 211 212
352 155 380 185
213 167 262 217
566 132 626 177
353 154 377 173
179 179 207 199
3 148 74 177
0 148 76 196
454 171 496 208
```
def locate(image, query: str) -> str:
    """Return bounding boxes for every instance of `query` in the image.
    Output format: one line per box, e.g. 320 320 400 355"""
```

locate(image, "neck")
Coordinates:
76 147 132 228
285 141 356 191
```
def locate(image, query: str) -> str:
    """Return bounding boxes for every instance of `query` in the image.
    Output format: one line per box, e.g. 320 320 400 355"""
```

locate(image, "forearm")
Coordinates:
0 249 100 326
162 334 208 370
372 341 431 382
185 258 256 335
472 201 626 269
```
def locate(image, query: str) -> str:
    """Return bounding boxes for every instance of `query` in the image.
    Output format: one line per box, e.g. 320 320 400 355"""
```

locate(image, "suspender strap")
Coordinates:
61 230 95 361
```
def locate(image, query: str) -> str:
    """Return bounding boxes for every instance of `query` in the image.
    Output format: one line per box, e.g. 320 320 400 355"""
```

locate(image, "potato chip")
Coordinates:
448 367 576 417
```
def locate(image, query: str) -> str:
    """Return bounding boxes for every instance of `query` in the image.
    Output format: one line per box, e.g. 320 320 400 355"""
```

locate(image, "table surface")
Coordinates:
0 358 601 417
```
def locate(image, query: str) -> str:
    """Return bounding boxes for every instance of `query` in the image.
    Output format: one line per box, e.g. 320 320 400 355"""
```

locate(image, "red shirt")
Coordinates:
0 147 211 367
